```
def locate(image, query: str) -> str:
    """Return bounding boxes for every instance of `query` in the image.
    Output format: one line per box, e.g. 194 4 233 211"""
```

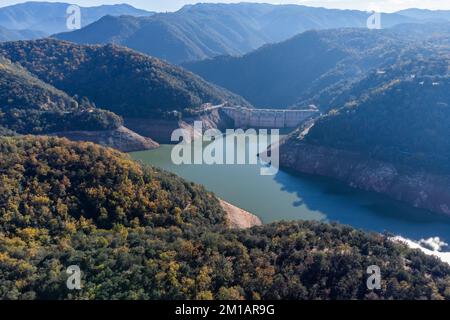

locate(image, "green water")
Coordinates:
130 134 450 245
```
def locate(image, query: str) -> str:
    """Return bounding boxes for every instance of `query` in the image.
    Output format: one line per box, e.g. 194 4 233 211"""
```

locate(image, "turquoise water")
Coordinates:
130 134 450 245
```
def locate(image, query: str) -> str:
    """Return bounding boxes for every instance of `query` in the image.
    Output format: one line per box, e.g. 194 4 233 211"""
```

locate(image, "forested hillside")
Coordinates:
185 25 450 109
184 28 408 108
1 136 450 300
0 56 122 134
296 38 450 110
0 39 250 118
301 74 450 174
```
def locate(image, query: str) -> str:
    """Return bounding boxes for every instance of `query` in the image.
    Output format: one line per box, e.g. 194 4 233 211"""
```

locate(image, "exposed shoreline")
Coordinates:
49 126 159 152
277 141 450 217
220 199 262 229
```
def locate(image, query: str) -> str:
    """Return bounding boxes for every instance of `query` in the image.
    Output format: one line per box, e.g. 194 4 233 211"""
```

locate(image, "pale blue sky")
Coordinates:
1 0 450 12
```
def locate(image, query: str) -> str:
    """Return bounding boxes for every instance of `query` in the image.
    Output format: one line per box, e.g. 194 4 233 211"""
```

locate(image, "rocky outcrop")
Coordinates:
220 199 262 229
49 126 159 152
277 141 450 216
125 109 235 144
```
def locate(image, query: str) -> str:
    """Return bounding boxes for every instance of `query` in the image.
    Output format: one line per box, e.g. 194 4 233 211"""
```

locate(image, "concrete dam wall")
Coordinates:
220 107 318 129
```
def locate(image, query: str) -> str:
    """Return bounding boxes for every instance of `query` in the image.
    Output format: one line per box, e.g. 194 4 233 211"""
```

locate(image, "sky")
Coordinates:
1 0 450 12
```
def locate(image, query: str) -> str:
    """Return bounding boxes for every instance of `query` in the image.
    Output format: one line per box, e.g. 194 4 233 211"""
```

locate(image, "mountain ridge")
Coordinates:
0 1 153 36
54 3 418 64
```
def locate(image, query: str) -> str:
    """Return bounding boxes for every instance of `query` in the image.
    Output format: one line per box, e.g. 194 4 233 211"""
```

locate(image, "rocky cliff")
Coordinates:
277 140 450 216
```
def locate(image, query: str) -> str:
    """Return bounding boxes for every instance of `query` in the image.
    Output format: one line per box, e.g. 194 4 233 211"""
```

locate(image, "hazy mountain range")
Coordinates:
397 8 450 21
184 23 450 109
1 2 450 64
54 3 419 64
0 1 153 36
0 24 45 41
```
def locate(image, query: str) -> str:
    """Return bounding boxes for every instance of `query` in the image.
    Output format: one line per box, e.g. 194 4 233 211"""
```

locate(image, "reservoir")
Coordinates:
130 133 450 247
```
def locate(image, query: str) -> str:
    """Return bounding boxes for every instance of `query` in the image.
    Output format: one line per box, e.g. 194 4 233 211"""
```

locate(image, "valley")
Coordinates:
1 1 450 301
131 134 450 249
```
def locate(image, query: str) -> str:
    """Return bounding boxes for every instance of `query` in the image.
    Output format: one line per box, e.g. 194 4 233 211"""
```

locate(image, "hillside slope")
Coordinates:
185 25 450 109
278 62 450 216
0 56 121 134
0 39 251 118
185 28 412 108
1 136 450 300
0 54 158 151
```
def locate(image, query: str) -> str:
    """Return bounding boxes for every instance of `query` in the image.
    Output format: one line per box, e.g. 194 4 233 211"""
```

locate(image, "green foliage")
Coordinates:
1 136 449 300
185 25 450 109
0 39 251 118
303 75 450 174
0 57 122 134
0 125 16 136
0 108 123 134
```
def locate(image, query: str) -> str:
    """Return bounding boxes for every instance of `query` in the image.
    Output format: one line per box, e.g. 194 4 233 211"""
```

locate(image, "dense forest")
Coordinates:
0 39 251 118
185 25 450 109
1 136 449 300
301 71 450 174
0 56 122 134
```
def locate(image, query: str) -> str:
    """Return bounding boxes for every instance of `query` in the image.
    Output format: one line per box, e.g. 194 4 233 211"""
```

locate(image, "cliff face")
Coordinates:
278 141 450 216
49 126 159 152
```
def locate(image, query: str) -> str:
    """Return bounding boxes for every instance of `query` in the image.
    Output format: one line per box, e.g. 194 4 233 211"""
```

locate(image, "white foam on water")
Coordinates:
391 236 450 265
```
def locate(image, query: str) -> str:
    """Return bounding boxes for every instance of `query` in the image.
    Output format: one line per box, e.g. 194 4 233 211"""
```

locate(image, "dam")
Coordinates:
218 106 319 129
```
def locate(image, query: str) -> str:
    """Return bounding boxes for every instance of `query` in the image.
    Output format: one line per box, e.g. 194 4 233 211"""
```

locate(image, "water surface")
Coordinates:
130 135 450 246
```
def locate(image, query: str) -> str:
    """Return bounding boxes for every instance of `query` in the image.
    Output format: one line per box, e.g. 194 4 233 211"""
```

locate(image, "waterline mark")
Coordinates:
170 122 280 176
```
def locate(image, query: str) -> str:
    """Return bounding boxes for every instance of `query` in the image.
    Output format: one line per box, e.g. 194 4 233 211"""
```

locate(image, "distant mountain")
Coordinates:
185 24 450 109
54 3 416 64
397 9 450 22
0 1 153 36
292 23 450 110
0 39 250 119
0 25 44 41
184 28 411 108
